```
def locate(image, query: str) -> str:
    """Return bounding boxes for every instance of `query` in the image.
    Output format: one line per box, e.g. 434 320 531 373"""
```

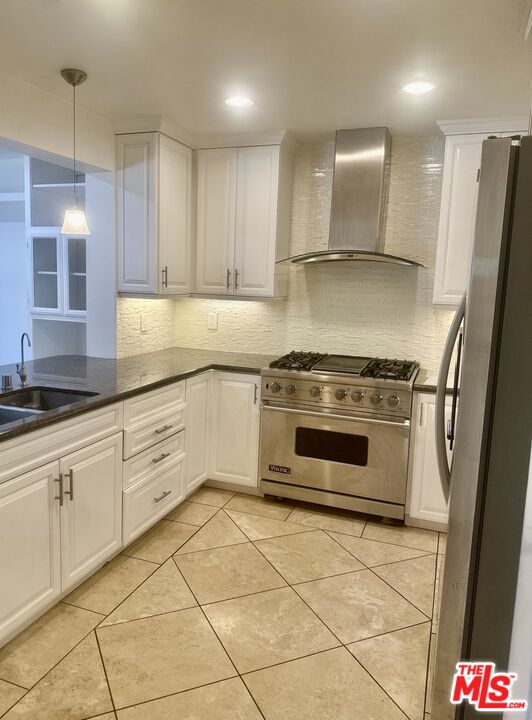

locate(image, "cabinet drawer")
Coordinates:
123 407 185 459
123 431 185 489
0 403 123 487
123 382 185 429
123 458 184 544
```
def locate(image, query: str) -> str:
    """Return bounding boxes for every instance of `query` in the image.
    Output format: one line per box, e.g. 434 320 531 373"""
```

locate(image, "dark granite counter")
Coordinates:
0 348 276 443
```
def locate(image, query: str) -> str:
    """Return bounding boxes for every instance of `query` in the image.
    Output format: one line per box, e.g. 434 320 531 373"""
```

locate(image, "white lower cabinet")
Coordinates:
185 372 210 494
0 431 123 645
0 462 61 643
407 392 451 528
209 372 260 487
60 433 123 592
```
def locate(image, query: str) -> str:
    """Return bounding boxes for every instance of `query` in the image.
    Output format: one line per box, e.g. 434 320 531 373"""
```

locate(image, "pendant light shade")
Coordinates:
61 209 91 235
60 68 90 236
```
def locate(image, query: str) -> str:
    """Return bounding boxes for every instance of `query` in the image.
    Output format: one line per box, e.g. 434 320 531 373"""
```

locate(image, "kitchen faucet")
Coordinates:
16 333 32 387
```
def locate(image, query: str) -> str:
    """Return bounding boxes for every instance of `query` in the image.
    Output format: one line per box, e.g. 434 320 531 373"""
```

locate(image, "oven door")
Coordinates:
260 404 410 504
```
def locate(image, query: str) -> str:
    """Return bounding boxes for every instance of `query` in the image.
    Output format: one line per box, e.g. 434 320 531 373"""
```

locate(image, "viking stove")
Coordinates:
259 351 419 519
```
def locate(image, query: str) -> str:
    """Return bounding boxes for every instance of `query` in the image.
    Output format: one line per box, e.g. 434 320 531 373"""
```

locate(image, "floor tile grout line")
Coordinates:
166 554 243 682
93 515 217 627
249 541 346 647
343 618 431 646
94 627 119 715
367 561 436 620
348 651 411 719
0 677 31 692
323 527 436 571
0 623 103 715
0 688 29 720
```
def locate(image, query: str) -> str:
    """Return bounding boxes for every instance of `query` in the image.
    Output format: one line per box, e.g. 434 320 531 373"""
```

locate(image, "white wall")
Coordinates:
117 135 456 377
0 68 114 172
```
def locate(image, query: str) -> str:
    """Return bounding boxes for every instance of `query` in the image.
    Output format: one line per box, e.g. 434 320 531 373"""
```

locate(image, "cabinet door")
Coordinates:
30 232 62 313
234 146 279 297
407 393 450 526
60 433 122 591
116 133 157 293
0 462 61 644
433 134 491 305
159 135 192 295
209 372 260 486
196 148 237 295
185 372 210 493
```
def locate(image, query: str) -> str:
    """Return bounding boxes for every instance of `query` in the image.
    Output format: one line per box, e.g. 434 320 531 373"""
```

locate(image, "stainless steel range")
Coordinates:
259 351 419 519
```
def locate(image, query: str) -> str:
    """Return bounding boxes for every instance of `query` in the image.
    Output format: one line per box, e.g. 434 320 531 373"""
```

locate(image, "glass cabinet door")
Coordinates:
31 235 60 312
66 237 86 313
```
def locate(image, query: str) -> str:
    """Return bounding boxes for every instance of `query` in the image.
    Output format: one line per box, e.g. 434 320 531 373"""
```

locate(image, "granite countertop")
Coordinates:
0 348 276 443
413 368 441 393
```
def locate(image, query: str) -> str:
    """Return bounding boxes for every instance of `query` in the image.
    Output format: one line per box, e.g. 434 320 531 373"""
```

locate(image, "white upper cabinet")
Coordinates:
116 132 192 295
195 142 293 298
433 119 527 305
234 146 280 297
195 148 237 295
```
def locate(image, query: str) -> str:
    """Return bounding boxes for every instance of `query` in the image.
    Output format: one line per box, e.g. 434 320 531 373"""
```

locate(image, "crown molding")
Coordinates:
437 116 529 136
113 116 294 149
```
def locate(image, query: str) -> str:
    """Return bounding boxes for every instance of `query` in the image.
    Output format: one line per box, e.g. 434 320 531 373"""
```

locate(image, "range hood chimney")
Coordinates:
284 127 422 267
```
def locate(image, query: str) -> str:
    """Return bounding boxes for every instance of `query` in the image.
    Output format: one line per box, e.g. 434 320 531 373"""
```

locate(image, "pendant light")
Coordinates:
60 68 90 235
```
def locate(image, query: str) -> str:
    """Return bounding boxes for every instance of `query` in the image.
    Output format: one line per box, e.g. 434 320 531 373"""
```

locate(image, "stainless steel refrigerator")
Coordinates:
432 134 532 719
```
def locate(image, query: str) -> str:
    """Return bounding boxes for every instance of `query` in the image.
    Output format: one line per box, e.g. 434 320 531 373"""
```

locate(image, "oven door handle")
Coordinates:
262 404 410 429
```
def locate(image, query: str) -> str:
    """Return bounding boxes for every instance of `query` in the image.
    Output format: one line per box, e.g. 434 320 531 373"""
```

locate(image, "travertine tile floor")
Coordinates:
0 488 446 719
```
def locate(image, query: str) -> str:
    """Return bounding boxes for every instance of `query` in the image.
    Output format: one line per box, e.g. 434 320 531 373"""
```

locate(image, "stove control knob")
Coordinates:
351 390 365 402
309 385 322 398
271 382 282 394
370 392 383 405
285 384 297 395
335 388 348 401
387 395 400 408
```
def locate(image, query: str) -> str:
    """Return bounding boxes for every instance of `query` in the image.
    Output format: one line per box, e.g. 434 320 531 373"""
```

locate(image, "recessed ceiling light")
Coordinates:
402 81 435 95
225 96 254 108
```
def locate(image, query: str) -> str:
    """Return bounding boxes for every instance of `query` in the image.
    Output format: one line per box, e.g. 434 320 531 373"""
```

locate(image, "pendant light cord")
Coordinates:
73 83 77 210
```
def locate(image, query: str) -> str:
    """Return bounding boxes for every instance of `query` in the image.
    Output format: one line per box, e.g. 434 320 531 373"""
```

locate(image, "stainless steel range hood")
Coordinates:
283 127 422 267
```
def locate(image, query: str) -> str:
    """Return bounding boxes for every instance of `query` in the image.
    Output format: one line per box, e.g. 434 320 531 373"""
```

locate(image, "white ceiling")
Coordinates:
0 0 531 139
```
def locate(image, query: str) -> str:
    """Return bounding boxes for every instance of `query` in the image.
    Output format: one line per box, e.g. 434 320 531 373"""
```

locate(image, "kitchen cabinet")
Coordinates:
116 132 192 295
60 433 123 591
209 372 260 487
406 392 451 529
0 462 61 643
185 372 210 494
433 120 527 305
29 231 87 316
0 429 123 645
195 142 293 298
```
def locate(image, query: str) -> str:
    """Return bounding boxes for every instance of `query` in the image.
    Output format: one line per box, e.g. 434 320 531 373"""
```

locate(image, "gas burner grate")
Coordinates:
269 351 327 372
361 358 418 381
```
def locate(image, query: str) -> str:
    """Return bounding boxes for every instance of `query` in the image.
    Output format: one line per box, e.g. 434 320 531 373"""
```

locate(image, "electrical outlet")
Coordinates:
140 312 148 334
207 312 218 330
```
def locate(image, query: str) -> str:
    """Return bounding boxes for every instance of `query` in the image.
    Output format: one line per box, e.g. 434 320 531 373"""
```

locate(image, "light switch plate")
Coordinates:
140 312 148 334
207 312 218 330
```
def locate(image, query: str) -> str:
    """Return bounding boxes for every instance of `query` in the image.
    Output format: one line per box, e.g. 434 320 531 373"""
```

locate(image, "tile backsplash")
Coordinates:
117 134 456 376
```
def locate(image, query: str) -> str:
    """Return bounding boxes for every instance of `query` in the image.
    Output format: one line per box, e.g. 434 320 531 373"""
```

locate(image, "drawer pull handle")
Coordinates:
154 424 173 435
152 452 170 465
154 490 172 503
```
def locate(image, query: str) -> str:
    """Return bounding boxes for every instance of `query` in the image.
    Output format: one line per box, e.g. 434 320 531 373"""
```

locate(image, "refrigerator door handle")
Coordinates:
435 293 466 502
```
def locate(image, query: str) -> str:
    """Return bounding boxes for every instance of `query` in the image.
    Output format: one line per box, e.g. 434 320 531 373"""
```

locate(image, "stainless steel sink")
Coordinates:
0 406 41 425
0 387 98 412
